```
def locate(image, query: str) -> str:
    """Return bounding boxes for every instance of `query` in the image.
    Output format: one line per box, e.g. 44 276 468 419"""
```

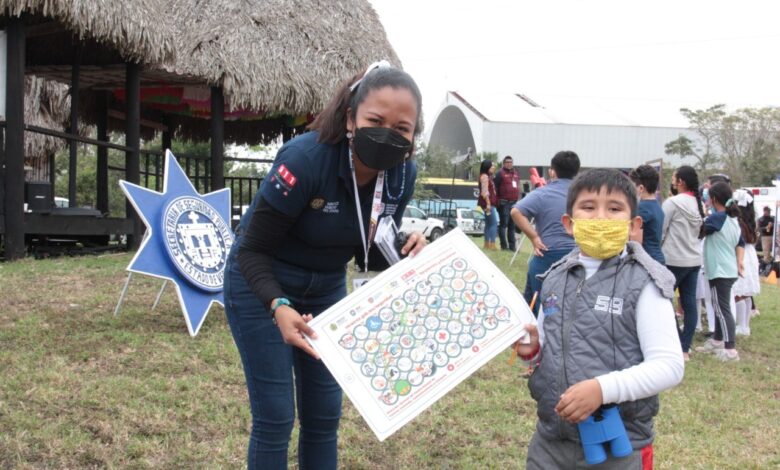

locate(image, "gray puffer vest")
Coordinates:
528 241 675 449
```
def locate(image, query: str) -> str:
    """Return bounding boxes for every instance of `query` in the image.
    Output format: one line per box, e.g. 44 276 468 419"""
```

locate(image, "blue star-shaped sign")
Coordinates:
119 150 234 336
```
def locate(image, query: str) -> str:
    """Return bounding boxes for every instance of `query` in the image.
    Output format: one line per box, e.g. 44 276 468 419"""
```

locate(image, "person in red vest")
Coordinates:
493 155 521 250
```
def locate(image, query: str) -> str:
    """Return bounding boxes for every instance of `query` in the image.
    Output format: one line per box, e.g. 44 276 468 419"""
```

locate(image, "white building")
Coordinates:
426 91 700 171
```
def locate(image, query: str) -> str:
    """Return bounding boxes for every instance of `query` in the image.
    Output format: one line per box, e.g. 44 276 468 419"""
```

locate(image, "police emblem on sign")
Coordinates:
163 196 234 292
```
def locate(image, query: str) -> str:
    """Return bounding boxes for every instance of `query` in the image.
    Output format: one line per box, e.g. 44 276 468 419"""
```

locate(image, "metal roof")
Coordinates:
447 90 705 128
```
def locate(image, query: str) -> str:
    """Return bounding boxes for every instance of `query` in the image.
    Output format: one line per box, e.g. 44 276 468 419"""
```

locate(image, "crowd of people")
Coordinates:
502 159 764 363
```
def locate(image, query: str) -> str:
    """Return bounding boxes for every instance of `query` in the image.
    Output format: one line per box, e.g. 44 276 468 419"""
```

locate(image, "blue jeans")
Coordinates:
524 248 573 316
484 207 499 242
667 265 700 353
224 247 346 470
497 201 517 250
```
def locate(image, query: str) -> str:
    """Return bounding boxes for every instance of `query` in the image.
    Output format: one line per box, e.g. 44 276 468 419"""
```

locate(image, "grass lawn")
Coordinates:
1 239 779 469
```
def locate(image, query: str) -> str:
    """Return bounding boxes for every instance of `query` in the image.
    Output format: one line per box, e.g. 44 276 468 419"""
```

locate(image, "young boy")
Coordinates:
517 169 685 469
629 165 665 265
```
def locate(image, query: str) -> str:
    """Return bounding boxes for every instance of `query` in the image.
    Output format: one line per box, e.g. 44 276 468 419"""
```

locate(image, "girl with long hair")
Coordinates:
696 182 745 362
661 165 705 360
732 188 760 335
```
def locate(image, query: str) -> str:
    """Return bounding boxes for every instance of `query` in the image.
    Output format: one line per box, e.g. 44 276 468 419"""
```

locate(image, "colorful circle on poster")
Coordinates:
366 316 382 331
450 278 466 291
339 334 357 349
458 334 474 348
395 380 412 396
428 273 444 287
403 289 419 303
353 325 369 340
351 348 367 363
416 281 432 295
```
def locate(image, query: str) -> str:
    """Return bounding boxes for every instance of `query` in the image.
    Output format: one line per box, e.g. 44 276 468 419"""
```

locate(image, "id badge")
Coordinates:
352 271 380 291
512 181 518 188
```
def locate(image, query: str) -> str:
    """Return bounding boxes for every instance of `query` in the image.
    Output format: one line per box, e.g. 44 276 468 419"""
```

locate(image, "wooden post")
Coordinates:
67 46 81 207
96 91 109 214
210 86 224 190
125 62 142 250
4 16 26 260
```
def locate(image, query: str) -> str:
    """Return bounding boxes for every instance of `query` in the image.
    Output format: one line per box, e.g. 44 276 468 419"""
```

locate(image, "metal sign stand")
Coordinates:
113 273 170 316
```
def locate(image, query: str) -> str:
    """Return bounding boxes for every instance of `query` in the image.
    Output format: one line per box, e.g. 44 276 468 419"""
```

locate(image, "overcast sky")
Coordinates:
368 0 780 128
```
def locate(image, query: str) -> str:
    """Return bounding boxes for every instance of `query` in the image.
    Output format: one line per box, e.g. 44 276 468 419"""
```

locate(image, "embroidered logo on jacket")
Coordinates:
542 293 560 316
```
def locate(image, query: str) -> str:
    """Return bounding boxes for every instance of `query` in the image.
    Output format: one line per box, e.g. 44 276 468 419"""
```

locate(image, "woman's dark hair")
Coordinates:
709 182 741 220
675 165 706 237
308 65 423 144
736 191 757 244
480 160 494 175
629 164 659 194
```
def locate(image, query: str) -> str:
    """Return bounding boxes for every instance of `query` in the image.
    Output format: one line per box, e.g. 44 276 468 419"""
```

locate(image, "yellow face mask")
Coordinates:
572 218 630 259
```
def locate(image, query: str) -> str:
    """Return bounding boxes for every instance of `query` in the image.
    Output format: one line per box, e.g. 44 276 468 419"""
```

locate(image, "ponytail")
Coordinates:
694 187 707 239
724 199 741 219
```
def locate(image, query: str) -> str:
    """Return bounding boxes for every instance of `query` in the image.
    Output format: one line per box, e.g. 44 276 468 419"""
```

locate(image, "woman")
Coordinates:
478 160 499 250
661 165 704 361
224 62 426 470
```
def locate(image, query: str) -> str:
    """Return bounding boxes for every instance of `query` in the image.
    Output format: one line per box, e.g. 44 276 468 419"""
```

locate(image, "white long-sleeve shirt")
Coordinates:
537 253 685 404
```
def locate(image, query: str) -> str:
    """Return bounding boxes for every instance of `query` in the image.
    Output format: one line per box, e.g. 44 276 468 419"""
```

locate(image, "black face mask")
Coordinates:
352 127 412 171
670 183 678 196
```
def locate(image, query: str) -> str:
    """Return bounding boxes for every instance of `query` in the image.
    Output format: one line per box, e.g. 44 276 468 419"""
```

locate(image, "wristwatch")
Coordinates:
270 297 293 325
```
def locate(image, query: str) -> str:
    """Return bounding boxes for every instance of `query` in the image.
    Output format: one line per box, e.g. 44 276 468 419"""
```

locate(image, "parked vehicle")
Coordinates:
437 208 484 236
400 206 445 241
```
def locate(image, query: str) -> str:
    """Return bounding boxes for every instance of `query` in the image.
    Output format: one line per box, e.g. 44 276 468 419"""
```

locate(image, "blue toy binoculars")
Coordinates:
577 405 632 465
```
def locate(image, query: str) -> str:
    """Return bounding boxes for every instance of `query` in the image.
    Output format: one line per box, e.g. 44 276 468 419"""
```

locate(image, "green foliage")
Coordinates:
53 133 275 217
667 104 780 186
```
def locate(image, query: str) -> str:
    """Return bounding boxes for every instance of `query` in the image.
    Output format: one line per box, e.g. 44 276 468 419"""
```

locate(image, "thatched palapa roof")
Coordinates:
24 75 69 157
0 0 175 63
163 0 401 115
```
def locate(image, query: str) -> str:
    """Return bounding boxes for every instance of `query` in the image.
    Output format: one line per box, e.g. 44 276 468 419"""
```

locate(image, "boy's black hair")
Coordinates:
628 164 660 194
550 150 580 179
567 168 638 217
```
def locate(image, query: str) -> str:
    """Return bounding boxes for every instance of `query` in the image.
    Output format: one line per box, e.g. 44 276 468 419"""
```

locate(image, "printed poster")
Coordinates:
307 229 535 441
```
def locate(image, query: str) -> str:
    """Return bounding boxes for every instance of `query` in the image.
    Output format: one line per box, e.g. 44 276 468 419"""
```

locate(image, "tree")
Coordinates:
667 104 780 186
718 107 780 186
665 104 725 173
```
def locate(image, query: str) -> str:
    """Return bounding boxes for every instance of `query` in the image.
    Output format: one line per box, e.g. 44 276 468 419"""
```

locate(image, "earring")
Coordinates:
346 131 353 139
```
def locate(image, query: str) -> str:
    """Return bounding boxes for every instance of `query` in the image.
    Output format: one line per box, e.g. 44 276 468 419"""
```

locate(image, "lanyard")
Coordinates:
349 150 385 272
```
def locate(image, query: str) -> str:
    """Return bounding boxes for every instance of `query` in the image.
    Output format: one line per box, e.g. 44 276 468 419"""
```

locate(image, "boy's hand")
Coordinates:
555 378 603 424
513 324 539 357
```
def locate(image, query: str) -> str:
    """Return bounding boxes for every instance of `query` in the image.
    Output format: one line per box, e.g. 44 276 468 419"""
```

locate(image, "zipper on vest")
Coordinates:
558 277 585 439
